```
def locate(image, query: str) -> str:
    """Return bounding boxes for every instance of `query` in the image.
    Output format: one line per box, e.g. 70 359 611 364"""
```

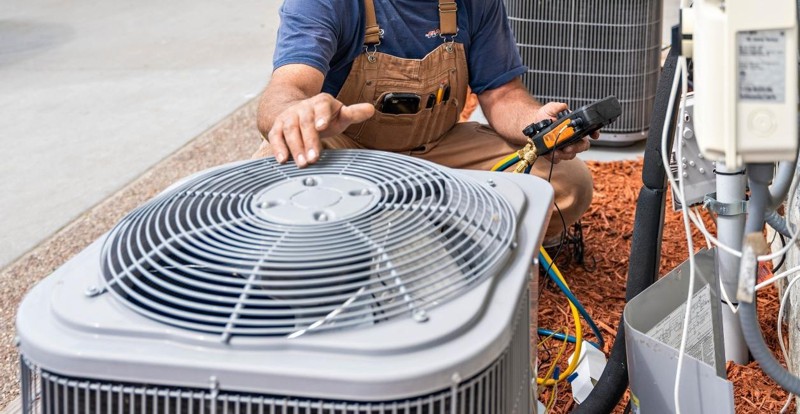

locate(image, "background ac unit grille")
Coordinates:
100 151 517 341
20 290 531 414
505 0 663 135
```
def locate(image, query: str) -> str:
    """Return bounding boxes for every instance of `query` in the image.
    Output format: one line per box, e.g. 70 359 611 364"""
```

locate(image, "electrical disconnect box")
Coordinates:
670 94 717 210
686 0 798 168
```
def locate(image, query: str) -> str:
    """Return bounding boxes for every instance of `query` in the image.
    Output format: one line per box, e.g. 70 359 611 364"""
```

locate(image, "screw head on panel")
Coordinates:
412 309 429 322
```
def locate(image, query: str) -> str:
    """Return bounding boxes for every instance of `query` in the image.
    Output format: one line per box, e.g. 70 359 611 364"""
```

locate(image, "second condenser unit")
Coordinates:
505 0 663 145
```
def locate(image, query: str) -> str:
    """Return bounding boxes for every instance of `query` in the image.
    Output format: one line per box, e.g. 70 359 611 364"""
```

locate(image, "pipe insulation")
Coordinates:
766 210 793 239
571 40 684 414
770 161 798 209
739 163 800 396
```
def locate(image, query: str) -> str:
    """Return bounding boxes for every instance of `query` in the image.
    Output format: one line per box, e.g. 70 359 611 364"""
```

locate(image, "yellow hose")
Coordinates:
537 248 583 386
492 148 585 386
491 152 520 171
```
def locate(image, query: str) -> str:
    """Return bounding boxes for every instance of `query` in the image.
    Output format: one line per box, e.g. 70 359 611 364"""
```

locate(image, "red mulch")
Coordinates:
535 159 794 413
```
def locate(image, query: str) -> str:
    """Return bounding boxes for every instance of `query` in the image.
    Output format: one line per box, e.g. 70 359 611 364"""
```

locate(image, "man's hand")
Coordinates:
533 102 599 164
478 79 599 163
268 93 374 168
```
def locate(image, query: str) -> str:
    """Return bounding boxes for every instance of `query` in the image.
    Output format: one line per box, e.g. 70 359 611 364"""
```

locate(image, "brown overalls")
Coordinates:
254 0 593 237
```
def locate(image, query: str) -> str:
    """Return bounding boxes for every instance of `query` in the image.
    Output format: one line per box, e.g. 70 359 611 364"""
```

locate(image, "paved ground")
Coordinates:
0 0 279 269
0 100 261 409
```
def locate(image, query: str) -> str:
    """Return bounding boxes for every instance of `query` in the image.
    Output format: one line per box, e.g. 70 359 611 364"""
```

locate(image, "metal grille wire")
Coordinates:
504 0 663 134
20 290 530 414
99 150 517 342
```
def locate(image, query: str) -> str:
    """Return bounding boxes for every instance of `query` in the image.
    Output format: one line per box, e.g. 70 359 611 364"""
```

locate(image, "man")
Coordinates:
254 0 593 238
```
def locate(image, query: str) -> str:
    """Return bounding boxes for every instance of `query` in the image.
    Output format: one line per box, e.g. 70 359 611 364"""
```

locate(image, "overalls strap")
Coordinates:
362 0 458 45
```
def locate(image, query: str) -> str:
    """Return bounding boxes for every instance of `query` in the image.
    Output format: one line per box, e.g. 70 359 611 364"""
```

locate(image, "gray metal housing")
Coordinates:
625 249 734 413
504 0 663 145
16 151 553 412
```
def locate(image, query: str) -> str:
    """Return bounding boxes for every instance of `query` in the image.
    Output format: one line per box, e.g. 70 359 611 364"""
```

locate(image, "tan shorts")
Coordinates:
253 122 593 237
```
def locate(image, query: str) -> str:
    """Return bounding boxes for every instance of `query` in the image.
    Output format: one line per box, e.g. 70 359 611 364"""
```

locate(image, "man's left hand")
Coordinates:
534 102 600 164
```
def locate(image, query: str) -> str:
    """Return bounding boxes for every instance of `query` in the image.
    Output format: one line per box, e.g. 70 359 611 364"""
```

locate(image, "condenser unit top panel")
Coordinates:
99 150 518 340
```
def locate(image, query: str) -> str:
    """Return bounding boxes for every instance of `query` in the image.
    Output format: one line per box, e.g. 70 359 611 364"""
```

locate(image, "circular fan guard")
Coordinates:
101 150 517 341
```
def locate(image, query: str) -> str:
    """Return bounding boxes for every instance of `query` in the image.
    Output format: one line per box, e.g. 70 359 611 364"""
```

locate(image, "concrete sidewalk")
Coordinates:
0 0 279 269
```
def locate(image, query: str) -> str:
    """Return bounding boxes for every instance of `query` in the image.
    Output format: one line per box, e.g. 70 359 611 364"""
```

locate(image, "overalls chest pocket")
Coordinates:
347 67 462 152
354 97 460 152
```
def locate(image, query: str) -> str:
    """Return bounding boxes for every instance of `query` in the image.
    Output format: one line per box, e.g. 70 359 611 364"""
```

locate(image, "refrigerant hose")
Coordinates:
739 163 800 396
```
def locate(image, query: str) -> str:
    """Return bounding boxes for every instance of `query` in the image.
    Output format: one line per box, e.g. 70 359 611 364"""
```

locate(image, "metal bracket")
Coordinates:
703 193 747 216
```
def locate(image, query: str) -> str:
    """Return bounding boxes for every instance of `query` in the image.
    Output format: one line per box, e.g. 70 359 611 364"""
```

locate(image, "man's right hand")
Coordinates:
267 93 374 168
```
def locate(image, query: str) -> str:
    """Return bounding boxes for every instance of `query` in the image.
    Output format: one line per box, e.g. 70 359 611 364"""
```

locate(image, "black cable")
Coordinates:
565 220 592 268
774 233 788 273
573 43 684 414
544 153 569 276
713 168 747 176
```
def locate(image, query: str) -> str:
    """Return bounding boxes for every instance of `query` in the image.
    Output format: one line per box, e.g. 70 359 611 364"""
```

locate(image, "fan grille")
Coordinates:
505 0 663 135
101 150 517 341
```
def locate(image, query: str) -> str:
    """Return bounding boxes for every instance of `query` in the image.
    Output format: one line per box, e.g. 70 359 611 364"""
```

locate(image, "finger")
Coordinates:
568 137 591 154
297 105 322 164
267 120 290 164
590 130 601 139
312 94 335 131
561 139 590 156
339 103 375 125
542 102 568 118
282 114 308 168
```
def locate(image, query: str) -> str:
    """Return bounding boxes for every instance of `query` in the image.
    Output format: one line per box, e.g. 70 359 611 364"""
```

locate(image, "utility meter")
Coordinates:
685 0 798 168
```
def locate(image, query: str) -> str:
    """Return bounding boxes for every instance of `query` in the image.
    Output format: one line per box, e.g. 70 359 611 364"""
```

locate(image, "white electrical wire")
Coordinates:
660 53 799 414
782 391 793 414
756 265 800 291
673 56 695 414
662 157 800 263
659 58 739 316
778 273 800 413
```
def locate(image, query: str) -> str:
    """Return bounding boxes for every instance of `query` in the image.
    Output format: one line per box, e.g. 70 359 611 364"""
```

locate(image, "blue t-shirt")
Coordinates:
273 0 526 96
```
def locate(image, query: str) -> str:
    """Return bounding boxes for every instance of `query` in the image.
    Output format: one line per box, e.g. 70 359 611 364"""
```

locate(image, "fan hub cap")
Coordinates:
252 175 380 225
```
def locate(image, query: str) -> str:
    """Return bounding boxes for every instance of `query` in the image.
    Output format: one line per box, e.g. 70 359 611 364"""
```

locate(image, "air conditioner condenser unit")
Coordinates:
16 150 553 413
505 0 663 146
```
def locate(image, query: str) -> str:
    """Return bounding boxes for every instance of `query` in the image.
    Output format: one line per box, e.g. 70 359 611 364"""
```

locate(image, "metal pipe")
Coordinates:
714 163 749 363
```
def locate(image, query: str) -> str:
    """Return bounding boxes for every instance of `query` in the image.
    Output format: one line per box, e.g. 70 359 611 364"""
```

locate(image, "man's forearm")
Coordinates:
256 82 314 138
478 79 544 147
256 65 326 137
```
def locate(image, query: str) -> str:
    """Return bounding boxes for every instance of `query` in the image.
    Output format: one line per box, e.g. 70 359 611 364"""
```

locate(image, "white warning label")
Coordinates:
738 30 787 102
646 284 716 368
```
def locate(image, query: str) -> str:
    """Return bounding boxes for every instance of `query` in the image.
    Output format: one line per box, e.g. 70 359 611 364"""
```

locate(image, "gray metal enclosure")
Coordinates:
504 0 663 143
16 151 555 414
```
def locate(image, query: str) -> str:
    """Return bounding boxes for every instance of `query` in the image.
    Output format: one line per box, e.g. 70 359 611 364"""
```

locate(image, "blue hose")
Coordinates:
538 252 606 349
537 328 601 350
